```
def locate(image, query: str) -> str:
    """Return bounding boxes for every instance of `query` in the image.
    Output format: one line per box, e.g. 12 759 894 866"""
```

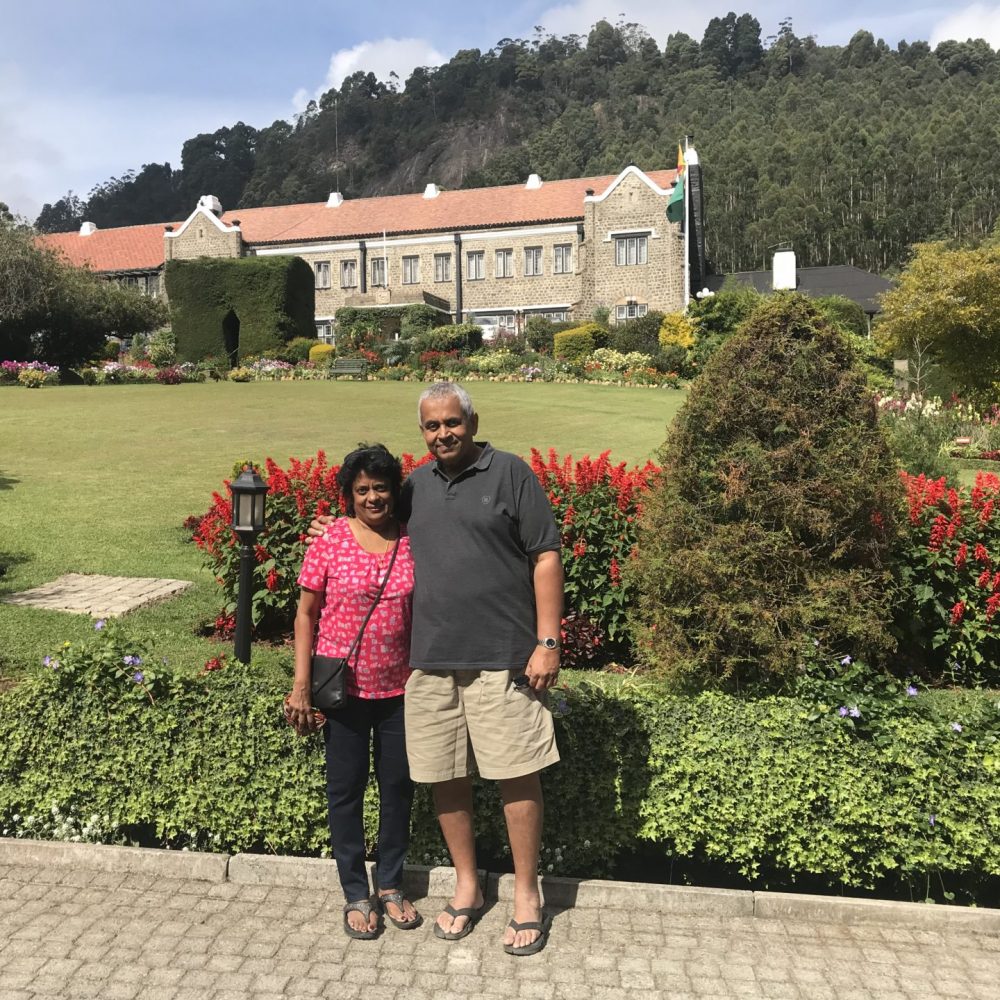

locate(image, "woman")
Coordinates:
286 443 421 939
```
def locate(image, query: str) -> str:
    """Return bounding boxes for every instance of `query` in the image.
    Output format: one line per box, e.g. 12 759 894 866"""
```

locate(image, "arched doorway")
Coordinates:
222 309 240 367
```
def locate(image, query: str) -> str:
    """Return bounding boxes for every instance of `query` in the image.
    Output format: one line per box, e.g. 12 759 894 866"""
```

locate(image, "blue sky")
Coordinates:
3 1 998 222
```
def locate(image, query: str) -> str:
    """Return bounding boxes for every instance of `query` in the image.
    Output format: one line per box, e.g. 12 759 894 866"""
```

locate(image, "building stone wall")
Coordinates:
164 212 242 262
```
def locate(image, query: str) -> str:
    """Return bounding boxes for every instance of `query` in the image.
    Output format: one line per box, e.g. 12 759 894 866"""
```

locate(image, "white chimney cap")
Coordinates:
683 146 700 167
773 249 797 290
197 195 223 215
526 173 543 189
79 221 98 236
327 192 344 207
422 183 440 199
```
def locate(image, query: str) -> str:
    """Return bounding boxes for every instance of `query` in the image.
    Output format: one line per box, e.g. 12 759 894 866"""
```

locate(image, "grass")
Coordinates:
0 381 686 679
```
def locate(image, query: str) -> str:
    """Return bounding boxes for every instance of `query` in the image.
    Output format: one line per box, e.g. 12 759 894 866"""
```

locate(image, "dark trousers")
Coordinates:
324 694 413 903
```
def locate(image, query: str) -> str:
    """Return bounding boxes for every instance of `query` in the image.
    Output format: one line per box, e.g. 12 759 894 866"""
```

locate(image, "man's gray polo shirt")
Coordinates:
402 443 561 670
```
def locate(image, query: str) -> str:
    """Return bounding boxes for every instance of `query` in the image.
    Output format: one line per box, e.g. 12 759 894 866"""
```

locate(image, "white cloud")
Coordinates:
930 4 1000 47
293 37 446 111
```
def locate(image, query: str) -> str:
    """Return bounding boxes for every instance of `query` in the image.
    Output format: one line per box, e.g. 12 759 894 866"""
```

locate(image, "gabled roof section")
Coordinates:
164 202 240 241
583 165 675 203
35 167 677 272
38 221 178 273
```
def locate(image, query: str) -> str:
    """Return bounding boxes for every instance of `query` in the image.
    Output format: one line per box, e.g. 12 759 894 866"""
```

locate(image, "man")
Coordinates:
311 381 563 956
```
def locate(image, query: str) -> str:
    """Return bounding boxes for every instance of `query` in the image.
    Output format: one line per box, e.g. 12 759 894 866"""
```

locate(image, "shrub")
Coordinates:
525 316 555 353
611 311 664 354
155 366 184 385
688 284 763 368
896 471 1000 682
283 337 320 362
4 640 1000 897
630 295 901 690
814 295 868 338
553 324 602 363
412 323 482 355
146 328 176 367
18 368 48 388
309 343 334 365
878 395 957 479
3 360 59 386
658 312 695 350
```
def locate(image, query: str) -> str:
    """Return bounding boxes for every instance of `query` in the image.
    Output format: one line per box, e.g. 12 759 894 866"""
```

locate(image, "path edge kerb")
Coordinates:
3 838 999 932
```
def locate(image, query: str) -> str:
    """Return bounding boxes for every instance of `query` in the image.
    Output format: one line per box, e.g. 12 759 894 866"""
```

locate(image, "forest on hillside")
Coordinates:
33 14 1000 275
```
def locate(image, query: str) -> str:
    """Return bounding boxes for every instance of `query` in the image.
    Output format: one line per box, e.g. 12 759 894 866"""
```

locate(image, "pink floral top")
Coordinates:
297 518 414 699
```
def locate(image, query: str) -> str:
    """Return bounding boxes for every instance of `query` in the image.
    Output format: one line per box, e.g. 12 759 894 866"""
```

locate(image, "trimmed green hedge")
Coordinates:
165 257 315 364
3 633 999 898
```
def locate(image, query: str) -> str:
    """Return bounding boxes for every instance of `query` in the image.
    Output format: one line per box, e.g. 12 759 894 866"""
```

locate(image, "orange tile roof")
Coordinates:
39 221 179 273
37 169 677 274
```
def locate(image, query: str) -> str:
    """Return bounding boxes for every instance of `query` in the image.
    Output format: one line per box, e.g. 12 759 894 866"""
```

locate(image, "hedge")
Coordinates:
553 326 596 362
3 627 999 899
165 257 315 364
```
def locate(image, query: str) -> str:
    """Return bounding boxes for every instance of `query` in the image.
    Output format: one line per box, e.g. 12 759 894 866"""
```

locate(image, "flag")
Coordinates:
667 144 685 224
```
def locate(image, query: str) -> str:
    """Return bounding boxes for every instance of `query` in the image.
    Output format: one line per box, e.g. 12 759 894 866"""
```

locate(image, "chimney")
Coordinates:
79 221 97 236
525 173 543 189
422 183 441 199
327 192 344 207
197 195 223 215
585 188 594 197
773 249 796 290
164 225 174 233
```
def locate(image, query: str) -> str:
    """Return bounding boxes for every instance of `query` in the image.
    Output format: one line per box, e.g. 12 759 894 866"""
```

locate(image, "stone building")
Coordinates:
39 165 697 340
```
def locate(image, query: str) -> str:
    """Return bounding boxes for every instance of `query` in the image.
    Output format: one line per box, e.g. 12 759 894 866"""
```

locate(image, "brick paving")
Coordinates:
1 861 998 999
1 574 192 618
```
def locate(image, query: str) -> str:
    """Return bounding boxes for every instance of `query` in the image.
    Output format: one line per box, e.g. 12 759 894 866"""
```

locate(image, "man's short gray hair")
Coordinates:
417 381 476 425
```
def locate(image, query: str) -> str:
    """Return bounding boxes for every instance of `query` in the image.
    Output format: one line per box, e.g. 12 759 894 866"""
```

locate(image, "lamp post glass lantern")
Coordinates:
230 466 268 664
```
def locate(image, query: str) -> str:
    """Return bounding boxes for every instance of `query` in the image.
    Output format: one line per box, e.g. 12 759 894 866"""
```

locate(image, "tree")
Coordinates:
35 192 86 233
875 240 1000 392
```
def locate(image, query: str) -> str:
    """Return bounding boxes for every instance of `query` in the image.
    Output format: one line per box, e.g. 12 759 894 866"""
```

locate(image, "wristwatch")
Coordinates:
537 637 560 650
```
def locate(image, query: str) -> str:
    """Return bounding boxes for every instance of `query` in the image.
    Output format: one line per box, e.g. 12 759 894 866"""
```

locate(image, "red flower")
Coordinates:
950 601 966 626
975 543 991 565
572 540 587 558
266 568 279 591
610 557 621 586
955 543 968 569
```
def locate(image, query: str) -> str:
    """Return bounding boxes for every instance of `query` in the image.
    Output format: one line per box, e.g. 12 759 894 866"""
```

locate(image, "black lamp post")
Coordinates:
230 465 268 664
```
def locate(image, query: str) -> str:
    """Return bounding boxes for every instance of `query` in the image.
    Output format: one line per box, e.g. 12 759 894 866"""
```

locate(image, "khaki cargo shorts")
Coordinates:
404 668 560 782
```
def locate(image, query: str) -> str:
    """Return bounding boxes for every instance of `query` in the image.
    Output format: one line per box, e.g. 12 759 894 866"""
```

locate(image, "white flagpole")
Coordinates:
382 230 388 286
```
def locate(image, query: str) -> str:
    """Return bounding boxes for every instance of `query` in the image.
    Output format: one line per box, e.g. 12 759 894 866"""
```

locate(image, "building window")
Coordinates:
495 249 513 279
315 261 331 289
542 310 567 322
615 236 648 266
615 302 648 323
467 251 484 281
554 244 572 274
371 257 387 287
402 255 420 284
315 322 333 343
524 246 543 276
340 260 357 288
434 253 452 282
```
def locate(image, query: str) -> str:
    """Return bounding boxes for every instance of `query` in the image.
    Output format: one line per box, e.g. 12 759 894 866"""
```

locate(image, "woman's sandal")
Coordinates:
343 899 379 939
432 902 485 941
503 911 552 957
377 889 423 930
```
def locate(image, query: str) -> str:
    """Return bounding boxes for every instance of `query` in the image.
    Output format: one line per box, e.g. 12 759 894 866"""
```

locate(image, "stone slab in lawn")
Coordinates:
1 573 192 617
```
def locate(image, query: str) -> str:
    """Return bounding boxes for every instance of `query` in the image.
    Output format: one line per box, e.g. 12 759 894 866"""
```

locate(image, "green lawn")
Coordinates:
0 381 685 679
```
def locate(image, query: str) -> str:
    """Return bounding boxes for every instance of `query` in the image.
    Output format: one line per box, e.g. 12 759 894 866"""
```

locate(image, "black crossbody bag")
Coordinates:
311 537 400 714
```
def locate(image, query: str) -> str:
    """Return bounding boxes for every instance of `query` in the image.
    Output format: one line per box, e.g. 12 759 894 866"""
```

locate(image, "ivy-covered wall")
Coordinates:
165 257 315 364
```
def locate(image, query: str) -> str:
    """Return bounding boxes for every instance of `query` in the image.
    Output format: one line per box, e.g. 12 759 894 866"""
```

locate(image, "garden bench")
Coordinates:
331 358 369 379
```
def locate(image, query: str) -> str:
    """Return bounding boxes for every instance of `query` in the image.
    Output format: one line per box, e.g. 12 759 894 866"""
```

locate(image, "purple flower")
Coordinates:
94 619 106 630
951 722 963 733
906 685 919 697
929 814 936 828
42 655 51 666
132 671 145 684
122 655 142 667
838 706 849 717
840 656 853 666
849 707 861 719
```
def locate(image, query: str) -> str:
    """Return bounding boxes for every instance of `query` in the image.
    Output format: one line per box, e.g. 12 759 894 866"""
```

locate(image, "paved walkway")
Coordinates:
1 846 998 999
1 574 192 618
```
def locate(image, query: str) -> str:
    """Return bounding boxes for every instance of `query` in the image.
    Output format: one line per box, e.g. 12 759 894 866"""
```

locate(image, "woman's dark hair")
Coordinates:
336 443 403 516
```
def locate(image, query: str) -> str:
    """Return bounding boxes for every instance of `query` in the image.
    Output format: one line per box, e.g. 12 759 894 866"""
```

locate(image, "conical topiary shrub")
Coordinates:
629 294 901 689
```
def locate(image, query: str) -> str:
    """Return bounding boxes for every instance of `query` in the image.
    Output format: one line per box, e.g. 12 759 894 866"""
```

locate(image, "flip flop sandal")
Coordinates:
377 889 423 930
432 902 485 940
343 899 379 940
503 912 552 957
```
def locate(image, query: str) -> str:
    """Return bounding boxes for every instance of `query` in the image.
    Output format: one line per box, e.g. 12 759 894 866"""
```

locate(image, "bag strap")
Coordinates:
342 535 401 665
